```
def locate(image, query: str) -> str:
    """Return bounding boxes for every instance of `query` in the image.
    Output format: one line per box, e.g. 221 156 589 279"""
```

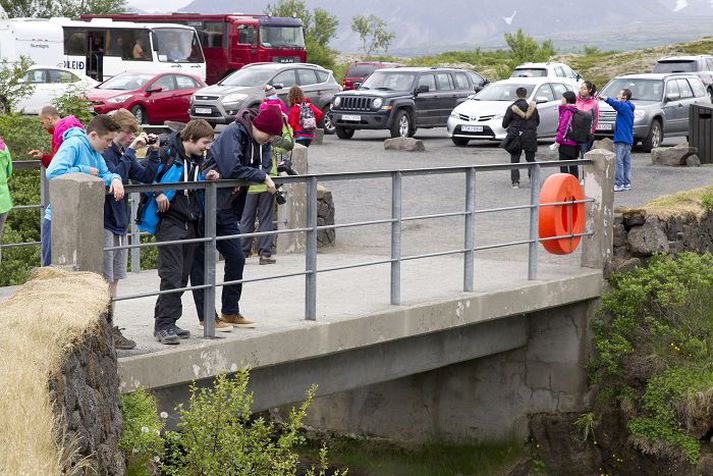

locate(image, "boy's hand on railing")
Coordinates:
110 179 125 201
88 167 99 176
264 175 276 194
156 193 170 212
27 150 44 159
205 170 220 181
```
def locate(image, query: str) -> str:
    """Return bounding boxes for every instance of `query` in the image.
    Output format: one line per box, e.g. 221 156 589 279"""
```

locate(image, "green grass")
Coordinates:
299 437 528 476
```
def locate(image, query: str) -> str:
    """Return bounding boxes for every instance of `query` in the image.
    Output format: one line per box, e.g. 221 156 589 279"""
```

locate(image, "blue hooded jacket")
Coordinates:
604 97 635 145
45 127 121 221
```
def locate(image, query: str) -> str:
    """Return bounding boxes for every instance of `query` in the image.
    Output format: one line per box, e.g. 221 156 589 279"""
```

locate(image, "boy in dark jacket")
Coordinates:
149 120 219 345
502 87 539 189
599 89 635 192
102 108 161 349
191 106 282 330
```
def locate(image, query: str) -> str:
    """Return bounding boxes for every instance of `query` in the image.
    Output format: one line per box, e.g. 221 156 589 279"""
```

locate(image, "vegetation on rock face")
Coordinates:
589 252 713 464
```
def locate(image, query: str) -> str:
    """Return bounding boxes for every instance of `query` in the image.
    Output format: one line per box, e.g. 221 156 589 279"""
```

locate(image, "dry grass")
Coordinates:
0 268 109 475
639 185 713 220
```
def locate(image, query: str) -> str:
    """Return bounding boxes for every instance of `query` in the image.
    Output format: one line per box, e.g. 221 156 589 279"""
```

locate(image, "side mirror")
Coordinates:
415 84 429 95
146 86 163 94
271 83 284 90
576 74 582 81
536 96 549 104
666 93 680 102
353 81 362 89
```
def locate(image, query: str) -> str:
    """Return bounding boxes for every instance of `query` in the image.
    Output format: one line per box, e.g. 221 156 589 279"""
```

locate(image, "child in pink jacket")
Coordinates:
556 91 580 179
576 81 599 158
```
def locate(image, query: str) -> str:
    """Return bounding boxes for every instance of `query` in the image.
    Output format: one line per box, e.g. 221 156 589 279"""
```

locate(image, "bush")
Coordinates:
52 86 94 124
119 388 165 476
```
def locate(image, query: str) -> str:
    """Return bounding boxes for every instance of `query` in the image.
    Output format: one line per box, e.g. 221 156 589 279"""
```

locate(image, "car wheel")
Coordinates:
390 110 411 138
708 87 713 102
408 126 417 138
642 119 662 152
335 126 355 139
130 105 147 125
321 104 335 134
452 137 470 147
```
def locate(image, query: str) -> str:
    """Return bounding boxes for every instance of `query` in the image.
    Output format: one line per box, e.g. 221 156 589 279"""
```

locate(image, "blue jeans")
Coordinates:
614 142 632 187
41 218 51 266
579 141 593 158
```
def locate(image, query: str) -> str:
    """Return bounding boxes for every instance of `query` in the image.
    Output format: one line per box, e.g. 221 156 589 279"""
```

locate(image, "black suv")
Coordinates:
330 67 486 139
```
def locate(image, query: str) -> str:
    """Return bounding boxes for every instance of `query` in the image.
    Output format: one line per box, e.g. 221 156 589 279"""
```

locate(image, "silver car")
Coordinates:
190 62 340 130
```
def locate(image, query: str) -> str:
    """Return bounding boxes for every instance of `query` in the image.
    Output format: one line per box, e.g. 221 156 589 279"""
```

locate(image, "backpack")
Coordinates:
298 102 317 131
135 148 176 233
565 109 593 144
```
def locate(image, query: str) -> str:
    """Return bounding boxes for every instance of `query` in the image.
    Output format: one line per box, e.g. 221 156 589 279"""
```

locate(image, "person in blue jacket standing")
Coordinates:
599 89 635 192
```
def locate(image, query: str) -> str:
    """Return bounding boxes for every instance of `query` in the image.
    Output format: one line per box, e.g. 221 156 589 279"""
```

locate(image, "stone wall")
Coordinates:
317 184 336 248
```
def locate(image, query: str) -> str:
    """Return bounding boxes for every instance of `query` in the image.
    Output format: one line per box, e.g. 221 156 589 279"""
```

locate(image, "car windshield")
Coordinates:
360 71 416 91
260 26 305 48
346 64 377 77
653 61 697 73
473 83 531 101
153 28 204 63
98 73 154 90
219 67 277 87
601 79 664 102
511 68 547 78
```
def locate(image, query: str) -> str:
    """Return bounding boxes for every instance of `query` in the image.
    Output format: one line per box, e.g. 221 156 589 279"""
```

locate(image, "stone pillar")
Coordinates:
50 173 105 274
276 143 308 254
581 149 615 269
312 128 325 145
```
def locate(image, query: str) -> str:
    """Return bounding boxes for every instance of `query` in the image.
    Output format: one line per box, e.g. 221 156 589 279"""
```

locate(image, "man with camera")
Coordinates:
102 108 161 349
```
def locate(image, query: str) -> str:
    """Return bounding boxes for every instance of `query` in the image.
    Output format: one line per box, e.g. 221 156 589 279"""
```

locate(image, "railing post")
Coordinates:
528 164 541 280
305 176 318 320
390 171 402 305
202 182 217 338
463 168 476 292
129 192 141 273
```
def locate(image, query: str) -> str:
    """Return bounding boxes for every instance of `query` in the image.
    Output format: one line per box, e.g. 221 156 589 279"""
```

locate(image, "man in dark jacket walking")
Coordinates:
502 87 539 189
191 106 282 330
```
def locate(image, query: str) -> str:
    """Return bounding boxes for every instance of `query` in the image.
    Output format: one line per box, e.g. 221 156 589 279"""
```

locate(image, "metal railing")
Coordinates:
0 160 48 251
103 159 595 338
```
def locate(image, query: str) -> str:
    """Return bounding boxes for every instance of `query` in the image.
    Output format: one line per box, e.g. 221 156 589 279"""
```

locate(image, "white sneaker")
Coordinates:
623 184 632 191
614 185 625 192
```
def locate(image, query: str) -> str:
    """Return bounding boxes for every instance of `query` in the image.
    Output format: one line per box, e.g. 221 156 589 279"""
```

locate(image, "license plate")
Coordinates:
342 114 361 122
462 125 484 132
194 107 212 115
597 123 613 131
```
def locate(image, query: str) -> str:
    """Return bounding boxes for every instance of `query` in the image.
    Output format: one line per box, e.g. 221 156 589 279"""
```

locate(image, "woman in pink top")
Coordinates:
556 91 580 179
576 81 599 158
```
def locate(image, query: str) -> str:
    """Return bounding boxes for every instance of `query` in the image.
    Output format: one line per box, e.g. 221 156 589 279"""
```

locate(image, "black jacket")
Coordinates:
203 108 272 216
103 142 160 235
502 99 540 153
158 132 206 226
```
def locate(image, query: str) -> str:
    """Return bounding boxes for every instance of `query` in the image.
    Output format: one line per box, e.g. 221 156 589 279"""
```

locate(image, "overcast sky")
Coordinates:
126 0 193 12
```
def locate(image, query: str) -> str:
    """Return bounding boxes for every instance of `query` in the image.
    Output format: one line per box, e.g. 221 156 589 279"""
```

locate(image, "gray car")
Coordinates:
189 62 340 131
596 73 712 152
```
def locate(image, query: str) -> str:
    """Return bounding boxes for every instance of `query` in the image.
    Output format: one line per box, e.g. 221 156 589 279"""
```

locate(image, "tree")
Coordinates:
0 0 127 18
265 0 340 70
504 29 556 68
351 15 395 55
0 56 35 114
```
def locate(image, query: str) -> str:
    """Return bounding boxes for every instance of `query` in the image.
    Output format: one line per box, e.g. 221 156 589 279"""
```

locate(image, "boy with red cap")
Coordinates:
191 106 282 330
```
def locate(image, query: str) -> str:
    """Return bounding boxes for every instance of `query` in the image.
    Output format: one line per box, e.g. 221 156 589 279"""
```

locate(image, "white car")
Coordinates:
510 62 584 89
16 66 98 115
446 78 576 146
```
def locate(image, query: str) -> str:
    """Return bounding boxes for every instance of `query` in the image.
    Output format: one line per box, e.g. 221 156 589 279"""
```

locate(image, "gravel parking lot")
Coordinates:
304 128 713 265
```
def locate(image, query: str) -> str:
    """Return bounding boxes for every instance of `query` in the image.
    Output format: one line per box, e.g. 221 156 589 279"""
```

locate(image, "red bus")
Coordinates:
80 13 307 84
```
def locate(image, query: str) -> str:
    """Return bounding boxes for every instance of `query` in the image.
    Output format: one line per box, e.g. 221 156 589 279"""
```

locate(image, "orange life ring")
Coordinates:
538 173 585 255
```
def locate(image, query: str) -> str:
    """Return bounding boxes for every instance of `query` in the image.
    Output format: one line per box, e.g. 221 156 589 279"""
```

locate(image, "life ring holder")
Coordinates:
538 173 585 255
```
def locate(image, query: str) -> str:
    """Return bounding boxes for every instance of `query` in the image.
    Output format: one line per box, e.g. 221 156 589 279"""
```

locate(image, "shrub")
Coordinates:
701 191 713 215
119 388 165 476
52 86 94 124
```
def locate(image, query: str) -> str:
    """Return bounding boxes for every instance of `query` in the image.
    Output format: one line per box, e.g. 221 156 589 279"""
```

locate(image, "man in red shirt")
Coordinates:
27 106 84 168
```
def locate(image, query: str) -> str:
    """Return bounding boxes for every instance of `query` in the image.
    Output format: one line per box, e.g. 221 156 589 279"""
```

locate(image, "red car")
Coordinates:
342 61 404 90
87 72 207 124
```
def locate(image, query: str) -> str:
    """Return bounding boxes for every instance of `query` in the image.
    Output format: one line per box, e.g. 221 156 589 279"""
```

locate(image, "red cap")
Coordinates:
252 105 283 136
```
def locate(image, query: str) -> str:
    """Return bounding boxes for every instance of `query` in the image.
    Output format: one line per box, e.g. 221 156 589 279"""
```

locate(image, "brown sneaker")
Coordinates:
199 319 233 332
221 313 255 327
259 255 276 265
112 326 136 350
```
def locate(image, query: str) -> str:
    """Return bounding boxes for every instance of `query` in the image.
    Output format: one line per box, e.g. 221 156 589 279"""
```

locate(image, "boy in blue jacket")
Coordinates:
102 109 161 350
599 88 635 192
43 115 125 266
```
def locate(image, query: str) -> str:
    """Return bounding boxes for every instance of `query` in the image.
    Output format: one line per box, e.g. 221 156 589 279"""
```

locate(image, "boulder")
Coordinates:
627 217 670 255
615 257 642 273
592 137 614 153
622 210 646 228
651 142 698 166
686 155 702 167
384 137 426 152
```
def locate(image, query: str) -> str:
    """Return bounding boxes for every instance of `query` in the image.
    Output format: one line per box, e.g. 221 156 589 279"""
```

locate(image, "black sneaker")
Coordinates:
112 326 136 350
172 325 191 339
154 328 180 345
259 255 276 265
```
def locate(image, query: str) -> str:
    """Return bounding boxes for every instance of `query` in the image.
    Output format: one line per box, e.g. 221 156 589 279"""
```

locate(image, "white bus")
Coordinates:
0 17 206 82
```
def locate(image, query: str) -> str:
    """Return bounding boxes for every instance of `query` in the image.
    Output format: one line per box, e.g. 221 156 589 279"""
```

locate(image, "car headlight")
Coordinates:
106 95 131 104
222 93 248 104
634 110 647 121
372 98 383 109
450 111 460 118
334 96 341 107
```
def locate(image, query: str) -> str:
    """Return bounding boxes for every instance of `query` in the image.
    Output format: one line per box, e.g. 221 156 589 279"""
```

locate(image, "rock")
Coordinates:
615 257 642 273
312 128 324 145
623 211 646 228
316 184 335 248
627 218 670 255
686 154 701 167
613 222 627 248
592 137 614 153
384 137 426 152
651 142 698 166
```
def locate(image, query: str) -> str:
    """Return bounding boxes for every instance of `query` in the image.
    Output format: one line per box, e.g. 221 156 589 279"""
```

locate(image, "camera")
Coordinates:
277 158 297 176
146 133 159 145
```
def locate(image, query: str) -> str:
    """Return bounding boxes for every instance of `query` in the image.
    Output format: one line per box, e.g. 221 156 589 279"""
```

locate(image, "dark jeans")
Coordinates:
510 150 536 184
559 144 580 179
154 219 198 332
41 217 51 266
191 209 245 321
240 191 275 257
